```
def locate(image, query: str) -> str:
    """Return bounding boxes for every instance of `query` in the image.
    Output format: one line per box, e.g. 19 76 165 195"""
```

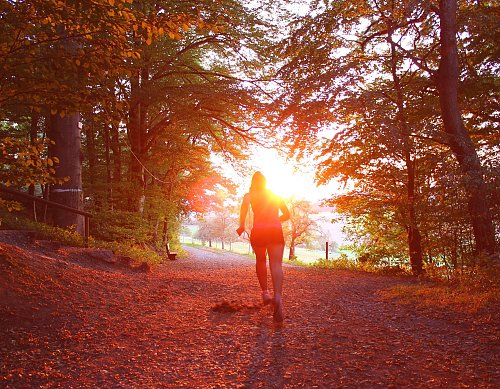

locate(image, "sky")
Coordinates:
221 145 341 203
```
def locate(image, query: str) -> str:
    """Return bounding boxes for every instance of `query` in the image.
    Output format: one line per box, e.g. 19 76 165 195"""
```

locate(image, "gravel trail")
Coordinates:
0 238 498 388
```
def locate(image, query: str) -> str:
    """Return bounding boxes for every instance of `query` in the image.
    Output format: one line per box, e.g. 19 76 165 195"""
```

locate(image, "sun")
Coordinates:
217 146 338 202
250 148 322 201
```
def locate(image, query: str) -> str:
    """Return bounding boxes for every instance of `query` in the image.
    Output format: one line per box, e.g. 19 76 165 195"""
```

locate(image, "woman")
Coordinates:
236 171 290 322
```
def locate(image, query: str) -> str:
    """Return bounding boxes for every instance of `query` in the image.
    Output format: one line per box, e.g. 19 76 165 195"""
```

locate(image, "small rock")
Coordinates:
86 249 116 264
115 256 132 266
36 240 62 250
134 262 151 273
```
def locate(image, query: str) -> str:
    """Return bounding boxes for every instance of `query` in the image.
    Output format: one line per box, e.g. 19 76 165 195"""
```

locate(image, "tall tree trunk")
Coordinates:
438 0 497 256
45 26 84 233
289 238 295 260
85 115 97 187
407 184 424 272
29 113 38 198
110 123 121 184
153 216 160 243
127 71 147 212
162 218 168 246
104 124 113 210
389 32 424 275
48 113 84 233
29 113 39 219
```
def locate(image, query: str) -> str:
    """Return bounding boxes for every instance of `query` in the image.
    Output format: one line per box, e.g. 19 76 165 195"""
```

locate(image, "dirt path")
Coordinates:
0 236 498 388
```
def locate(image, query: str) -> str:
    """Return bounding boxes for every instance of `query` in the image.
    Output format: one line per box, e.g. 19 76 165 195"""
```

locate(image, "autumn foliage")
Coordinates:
1 0 271 246
0 0 498 271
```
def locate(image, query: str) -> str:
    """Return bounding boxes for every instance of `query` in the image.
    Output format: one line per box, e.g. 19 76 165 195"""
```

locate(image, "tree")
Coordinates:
384 19 424 273
48 113 84 232
274 0 498 269
0 0 197 233
435 0 496 256
79 0 279 246
1 0 276 246
316 227 339 254
196 215 218 247
120 0 274 212
283 198 319 260
276 1 431 272
53 0 280 250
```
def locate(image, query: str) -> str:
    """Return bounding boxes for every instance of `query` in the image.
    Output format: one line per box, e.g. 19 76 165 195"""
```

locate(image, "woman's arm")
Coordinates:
279 197 290 222
236 193 250 236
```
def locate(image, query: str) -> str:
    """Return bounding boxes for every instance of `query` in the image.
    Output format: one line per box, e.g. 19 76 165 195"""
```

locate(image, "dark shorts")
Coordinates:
250 226 285 247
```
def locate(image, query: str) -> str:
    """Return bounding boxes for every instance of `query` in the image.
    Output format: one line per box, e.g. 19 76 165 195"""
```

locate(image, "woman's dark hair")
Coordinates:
250 171 266 192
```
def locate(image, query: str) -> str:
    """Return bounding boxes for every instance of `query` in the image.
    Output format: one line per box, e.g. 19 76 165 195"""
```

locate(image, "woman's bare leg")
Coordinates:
267 243 284 301
268 243 285 321
253 246 268 291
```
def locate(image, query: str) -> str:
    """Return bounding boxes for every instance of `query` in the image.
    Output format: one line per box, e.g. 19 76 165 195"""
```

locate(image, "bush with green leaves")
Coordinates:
0 136 68 223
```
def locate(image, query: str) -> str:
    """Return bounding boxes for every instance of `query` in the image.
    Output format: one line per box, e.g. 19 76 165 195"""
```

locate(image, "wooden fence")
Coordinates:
0 185 91 246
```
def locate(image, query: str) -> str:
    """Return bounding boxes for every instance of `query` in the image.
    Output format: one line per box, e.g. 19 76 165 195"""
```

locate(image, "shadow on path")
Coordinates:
245 313 289 388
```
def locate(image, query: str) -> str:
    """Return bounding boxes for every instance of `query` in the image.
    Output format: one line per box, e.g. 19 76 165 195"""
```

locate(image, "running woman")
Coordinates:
236 171 290 322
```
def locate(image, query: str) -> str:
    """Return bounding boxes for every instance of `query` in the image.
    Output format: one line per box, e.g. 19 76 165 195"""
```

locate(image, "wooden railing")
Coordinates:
0 185 91 246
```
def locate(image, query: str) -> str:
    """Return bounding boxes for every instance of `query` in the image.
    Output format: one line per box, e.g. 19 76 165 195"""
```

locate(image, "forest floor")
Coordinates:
0 231 498 388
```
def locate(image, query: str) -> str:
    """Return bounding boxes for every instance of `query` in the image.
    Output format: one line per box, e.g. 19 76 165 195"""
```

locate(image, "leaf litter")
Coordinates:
0 233 498 388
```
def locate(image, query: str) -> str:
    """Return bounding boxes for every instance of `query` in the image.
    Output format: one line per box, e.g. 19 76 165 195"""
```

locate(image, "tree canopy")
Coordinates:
273 0 498 270
0 0 497 268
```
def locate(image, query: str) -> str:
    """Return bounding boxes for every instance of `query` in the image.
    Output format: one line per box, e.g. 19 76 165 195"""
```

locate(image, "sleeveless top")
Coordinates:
248 189 282 229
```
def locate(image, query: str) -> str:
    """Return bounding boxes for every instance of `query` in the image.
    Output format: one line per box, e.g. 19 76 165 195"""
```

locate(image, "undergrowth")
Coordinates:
0 210 165 264
101 240 165 264
308 256 411 276
1 210 86 247
380 265 499 314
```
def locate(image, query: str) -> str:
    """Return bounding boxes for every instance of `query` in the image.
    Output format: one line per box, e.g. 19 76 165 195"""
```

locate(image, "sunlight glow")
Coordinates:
250 148 329 201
